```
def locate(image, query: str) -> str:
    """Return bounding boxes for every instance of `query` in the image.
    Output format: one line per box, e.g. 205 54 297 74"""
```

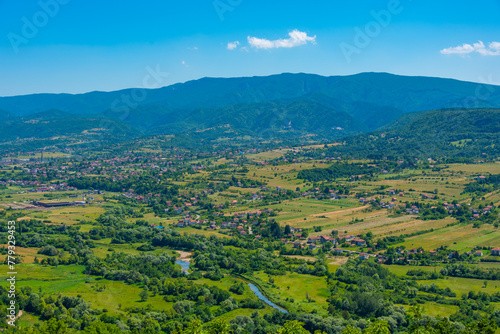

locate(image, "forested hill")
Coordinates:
1 73 500 153
1 72 500 126
0 109 136 144
146 100 365 137
323 108 500 159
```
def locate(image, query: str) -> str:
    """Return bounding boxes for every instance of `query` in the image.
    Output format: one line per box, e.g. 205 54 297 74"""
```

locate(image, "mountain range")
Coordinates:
1 72 499 146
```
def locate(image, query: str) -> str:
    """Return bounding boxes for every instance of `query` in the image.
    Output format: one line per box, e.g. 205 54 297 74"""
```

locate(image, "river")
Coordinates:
176 260 190 274
174 258 287 313
247 283 288 314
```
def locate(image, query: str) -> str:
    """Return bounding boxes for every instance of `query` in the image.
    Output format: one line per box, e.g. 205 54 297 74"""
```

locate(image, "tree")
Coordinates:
277 320 309 334
206 319 232 334
139 289 149 302
363 320 390 334
33 318 78 334
284 225 291 235
83 321 122 333
341 326 362 334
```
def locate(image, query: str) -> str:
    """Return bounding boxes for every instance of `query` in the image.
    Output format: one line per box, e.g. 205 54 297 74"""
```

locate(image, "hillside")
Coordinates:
1 73 500 154
325 108 500 159
0 109 137 144
1 72 499 124
148 100 364 136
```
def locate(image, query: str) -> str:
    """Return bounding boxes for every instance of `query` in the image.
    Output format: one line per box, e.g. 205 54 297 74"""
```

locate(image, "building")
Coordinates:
352 238 366 247
34 200 86 208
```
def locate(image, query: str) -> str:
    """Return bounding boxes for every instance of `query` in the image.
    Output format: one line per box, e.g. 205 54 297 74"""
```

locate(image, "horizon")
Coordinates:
2 71 500 98
1 0 500 96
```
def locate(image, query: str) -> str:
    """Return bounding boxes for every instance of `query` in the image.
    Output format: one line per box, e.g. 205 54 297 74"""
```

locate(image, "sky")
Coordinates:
1 0 500 96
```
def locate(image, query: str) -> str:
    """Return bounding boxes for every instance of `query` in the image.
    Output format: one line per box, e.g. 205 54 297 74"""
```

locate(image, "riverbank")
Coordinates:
248 283 288 314
233 274 290 314
176 250 192 262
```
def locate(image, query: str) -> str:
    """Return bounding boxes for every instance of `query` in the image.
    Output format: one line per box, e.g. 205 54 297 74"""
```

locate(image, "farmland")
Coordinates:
1 146 499 333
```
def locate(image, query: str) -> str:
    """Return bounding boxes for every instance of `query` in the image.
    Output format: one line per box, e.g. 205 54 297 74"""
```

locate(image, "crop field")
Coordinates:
396 223 500 251
324 215 453 238
2 149 500 332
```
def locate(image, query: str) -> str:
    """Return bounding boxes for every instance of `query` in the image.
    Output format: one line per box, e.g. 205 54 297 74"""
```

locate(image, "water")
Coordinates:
248 283 288 314
176 260 190 274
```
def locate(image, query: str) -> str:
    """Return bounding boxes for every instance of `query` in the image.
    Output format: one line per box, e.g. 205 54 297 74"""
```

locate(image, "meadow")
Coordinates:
1 156 500 330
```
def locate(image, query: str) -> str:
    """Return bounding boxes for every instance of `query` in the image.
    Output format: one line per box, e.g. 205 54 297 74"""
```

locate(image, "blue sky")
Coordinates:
1 0 499 96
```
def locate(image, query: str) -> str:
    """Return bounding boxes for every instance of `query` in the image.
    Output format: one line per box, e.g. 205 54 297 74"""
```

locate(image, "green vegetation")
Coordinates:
0 82 500 332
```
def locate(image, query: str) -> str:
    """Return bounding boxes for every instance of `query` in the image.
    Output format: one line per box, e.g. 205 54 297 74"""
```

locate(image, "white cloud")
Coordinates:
247 29 316 49
488 42 500 51
181 60 189 67
441 41 500 56
227 41 239 50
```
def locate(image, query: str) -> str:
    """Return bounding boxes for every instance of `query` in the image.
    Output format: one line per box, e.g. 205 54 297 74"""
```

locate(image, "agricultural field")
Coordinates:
1 147 500 333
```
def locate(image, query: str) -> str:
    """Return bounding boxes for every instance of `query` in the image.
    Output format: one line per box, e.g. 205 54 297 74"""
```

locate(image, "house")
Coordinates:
475 251 483 257
352 238 366 247
333 248 343 253
307 236 321 244
309 243 319 250
293 241 301 248
320 235 335 244
359 253 368 260
344 235 356 242
491 247 500 256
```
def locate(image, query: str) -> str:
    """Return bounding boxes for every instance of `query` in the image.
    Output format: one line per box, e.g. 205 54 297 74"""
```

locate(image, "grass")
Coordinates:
63 279 175 314
208 308 272 324
251 271 330 315
399 302 459 317
0 263 174 315
384 263 500 302
6 246 48 264
2 161 500 326
419 276 500 296
383 264 441 277
193 276 257 301
170 226 230 238
396 223 500 251
16 312 40 330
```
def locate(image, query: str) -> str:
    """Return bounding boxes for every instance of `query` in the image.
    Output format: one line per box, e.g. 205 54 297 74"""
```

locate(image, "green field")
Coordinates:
250 271 330 315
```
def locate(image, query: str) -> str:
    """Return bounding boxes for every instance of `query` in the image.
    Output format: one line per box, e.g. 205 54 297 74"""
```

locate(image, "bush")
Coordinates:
38 245 59 256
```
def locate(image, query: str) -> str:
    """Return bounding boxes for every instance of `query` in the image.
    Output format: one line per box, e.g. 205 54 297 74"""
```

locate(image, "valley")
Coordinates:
1 132 500 333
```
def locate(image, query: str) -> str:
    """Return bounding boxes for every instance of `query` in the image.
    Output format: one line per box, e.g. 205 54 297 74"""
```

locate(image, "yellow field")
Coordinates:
398 223 500 251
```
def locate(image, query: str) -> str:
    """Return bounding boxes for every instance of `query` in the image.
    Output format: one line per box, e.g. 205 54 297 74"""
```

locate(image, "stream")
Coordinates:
248 283 288 314
175 258 287 313
176 260 190 274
